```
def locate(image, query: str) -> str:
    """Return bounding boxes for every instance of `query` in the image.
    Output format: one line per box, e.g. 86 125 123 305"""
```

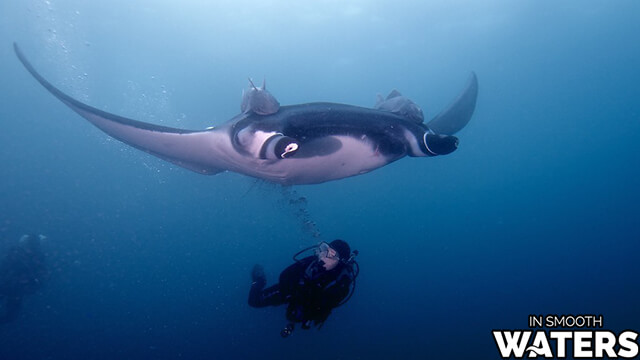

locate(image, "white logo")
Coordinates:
493 315 639 359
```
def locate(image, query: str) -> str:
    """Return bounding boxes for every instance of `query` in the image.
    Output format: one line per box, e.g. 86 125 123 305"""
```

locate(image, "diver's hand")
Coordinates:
251 264 266 287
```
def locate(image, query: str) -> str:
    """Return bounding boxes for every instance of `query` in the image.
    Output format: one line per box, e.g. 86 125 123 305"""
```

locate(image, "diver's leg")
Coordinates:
248 264 286 307
249 283 285 307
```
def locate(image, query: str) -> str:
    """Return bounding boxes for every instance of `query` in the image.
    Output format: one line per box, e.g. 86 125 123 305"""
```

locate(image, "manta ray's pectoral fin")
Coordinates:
426 72 478 135
14 43 226 176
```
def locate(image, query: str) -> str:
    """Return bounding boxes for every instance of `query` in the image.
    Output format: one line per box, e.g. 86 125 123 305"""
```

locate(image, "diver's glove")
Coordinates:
251 264 266 287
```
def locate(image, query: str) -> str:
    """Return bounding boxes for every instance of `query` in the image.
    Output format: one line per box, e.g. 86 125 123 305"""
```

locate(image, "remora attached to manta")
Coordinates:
14 43 478 185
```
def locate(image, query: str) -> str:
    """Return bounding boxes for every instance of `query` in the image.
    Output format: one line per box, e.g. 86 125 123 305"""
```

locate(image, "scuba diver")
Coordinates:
0 234 49 323
248 239 359 337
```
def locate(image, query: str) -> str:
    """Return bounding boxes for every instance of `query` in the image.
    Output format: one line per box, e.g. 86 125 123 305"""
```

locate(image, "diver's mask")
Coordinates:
292 242 341 270
315 242 340 271
315 242 340 261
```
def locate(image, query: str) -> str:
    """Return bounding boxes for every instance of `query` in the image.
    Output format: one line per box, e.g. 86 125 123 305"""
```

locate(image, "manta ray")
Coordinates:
14 43 478 185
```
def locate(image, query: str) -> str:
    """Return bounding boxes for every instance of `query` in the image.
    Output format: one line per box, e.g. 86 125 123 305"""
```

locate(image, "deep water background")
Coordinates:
1 1 639 359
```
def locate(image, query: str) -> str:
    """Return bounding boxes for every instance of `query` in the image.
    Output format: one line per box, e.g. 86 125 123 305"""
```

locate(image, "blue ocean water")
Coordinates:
0 1 638 359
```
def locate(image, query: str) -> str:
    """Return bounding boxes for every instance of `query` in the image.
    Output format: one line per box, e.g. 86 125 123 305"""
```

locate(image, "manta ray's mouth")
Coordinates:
423 132 459 156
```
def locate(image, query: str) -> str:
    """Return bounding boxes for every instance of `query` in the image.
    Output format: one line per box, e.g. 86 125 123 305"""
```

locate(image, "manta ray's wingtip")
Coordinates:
12 42 21 56
12 42 27 58
467 71 478 98
469 71 478 86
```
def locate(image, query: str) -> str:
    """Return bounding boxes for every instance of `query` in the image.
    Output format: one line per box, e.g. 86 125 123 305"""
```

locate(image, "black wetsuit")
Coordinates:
0 243 47 323
248 256 352 327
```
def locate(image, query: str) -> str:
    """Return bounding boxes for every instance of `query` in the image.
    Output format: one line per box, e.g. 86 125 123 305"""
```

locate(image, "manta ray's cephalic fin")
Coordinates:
426 72 478 135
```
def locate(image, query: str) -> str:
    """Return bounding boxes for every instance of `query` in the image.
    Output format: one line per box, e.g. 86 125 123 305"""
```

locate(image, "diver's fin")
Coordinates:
14 42 225 175
426 72 478 135
251 264 266 286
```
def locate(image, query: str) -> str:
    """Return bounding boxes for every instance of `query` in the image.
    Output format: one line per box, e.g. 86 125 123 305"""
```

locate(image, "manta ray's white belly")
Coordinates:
193 130 395 185
261 135 392 185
